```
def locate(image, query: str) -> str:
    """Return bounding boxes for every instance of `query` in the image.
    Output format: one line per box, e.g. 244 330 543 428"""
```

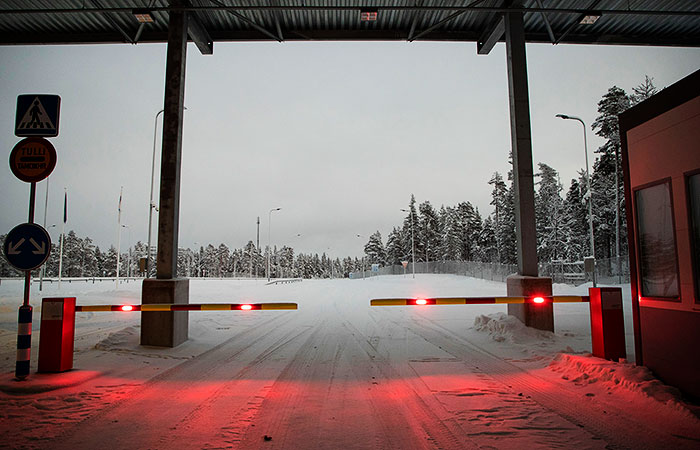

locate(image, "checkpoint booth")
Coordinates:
620 69 700 399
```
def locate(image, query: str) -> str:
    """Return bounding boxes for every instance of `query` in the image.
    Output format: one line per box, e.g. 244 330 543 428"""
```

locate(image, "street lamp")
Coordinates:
147 107 186 278
267 207 281 281
556 114 597 287
400 208 416 279
122 224 131 279
39 224 56 290
356 234 366 279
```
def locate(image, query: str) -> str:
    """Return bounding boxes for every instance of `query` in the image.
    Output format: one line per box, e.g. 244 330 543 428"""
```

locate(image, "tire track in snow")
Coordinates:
234 318 348 449
47 311 300 450
338 309 479 450
403 311 693 450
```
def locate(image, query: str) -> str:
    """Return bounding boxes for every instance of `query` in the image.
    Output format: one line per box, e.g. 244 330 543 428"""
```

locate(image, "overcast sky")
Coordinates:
1 41 698 259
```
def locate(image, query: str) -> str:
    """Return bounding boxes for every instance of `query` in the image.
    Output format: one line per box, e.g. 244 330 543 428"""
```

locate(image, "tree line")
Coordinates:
1 76 657 279
362 76 658 268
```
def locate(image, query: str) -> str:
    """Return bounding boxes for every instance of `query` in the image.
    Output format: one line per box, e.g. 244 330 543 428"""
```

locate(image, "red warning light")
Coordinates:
533 296 545 304
241 304 253 310
415 299 428 305
121 305 134 312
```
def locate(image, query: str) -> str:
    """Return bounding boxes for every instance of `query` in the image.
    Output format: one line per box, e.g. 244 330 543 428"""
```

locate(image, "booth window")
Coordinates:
635 181 679 298
688 173 700 302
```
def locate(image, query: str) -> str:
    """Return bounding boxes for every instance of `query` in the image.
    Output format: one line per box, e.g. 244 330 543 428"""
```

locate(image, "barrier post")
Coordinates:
38 297 76 372
589 287 626 361
15 304 33 379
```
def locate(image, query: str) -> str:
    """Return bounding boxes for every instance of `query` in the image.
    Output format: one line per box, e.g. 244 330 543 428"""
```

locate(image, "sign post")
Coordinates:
5 95 60 380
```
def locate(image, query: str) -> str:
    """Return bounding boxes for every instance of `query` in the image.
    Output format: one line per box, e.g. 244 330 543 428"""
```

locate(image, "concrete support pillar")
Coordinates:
504 11 553 331
507 275 553 332
141 0 189 347
505 11 538 277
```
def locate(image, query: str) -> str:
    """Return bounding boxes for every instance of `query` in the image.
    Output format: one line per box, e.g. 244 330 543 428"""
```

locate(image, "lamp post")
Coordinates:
122 224 131 279
356 234 366 279
39 224 56 290
267 207 281 281
400 208 416 279
556 114 596 287
146 109 163 279
147 107 186 278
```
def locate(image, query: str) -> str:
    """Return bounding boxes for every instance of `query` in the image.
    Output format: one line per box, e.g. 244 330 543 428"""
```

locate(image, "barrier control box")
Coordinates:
38 297 76 372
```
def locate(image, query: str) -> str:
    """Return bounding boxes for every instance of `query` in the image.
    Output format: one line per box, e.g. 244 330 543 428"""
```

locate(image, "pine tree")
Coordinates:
401 195 419 263
535 163 568 262
592 85 631 260
562 176 589 260
631 75 658 106
385 227 404 265
364 231 386 266
440 206 461 261
418 201 441 262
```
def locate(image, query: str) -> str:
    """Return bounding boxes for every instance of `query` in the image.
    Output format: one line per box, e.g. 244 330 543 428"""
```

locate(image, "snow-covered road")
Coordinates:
1 275 698 449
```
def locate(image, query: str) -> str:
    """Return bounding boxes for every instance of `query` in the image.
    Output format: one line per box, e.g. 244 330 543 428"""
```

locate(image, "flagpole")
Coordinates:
58 188 66 289
39 178 49 291
116 186 123 290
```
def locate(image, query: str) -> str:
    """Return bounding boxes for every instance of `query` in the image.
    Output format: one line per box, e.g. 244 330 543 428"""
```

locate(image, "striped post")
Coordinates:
15 304 33 380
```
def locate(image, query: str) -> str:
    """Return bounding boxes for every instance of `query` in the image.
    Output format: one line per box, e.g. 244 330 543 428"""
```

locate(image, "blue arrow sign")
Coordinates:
3 223 51 271
15 94 61 137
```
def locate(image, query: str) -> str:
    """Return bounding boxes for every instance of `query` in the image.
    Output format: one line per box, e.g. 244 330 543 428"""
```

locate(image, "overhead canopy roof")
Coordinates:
1 1 699 51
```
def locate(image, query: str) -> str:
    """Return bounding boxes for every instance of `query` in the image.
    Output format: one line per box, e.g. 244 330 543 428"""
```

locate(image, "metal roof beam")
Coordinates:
4 5 699 17
409 0 489 42
207 0 281 42
477 15 504 54
188 12 213 54
535 0 556 44
88 0 135 44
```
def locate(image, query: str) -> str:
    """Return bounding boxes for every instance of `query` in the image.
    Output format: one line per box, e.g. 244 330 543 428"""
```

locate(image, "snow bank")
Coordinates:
94 326 140 352
474 312 556 344
549 353 695 416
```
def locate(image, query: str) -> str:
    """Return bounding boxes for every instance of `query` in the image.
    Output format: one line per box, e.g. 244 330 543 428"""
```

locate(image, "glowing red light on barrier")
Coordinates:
241 304 253 310
121 305 134 312
533 296 545 304
415 299 428 305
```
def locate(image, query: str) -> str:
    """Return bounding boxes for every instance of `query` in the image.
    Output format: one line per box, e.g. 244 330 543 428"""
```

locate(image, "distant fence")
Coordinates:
351 256 630 286
351 261 517 283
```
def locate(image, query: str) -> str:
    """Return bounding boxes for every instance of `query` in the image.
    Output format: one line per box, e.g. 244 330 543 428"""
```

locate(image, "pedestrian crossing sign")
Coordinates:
15 94 61 137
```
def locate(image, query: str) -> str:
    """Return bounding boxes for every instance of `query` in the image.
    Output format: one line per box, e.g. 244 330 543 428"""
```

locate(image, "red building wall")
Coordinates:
620 69 700 399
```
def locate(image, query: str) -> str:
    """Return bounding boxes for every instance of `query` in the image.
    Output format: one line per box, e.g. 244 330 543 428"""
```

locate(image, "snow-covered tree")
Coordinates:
364 231 386 266
419 201 441 262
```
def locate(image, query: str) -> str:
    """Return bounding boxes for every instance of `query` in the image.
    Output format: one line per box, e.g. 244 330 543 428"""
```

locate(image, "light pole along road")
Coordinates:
556 114 597 287
147 107 185 278
400 208 416 279
267 207 281 282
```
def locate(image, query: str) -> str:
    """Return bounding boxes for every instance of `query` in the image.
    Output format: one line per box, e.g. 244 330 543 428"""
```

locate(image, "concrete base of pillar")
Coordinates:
506 275 553 332
140 278 189 347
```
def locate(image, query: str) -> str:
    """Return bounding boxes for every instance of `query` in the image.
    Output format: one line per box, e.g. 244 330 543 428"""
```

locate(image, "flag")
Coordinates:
118 187 123 223
63 190 67 223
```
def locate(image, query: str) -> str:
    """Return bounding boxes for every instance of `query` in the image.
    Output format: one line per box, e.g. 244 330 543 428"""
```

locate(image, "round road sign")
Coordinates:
9 137 57 183
3 223 51 271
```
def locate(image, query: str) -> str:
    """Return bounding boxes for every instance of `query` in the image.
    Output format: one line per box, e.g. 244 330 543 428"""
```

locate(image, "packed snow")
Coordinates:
0 274 698 449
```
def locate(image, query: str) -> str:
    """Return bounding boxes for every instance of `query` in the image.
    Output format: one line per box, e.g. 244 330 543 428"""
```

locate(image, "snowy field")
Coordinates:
0 274 698 449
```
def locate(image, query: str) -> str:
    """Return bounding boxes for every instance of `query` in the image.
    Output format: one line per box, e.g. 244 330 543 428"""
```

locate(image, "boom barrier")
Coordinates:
76 302 298 312
370 296 589 306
